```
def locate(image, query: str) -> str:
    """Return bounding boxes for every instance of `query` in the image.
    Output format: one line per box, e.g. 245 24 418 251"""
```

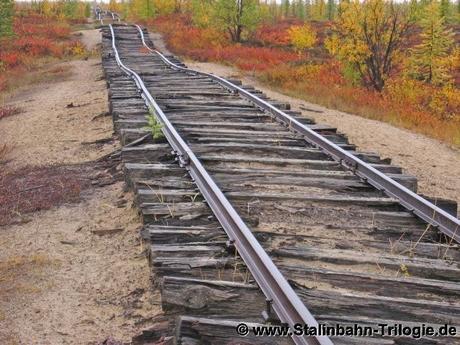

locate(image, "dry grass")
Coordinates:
0 253 53 288
0 251 58 345
0 144 12 164
0 253 58 314
0 62 72 100
0 106 20 120
0 164 93 226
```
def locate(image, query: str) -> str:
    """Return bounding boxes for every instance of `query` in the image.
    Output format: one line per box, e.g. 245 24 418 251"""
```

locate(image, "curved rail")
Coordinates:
96 9 120 25
134 24 460 244
109 24 333 345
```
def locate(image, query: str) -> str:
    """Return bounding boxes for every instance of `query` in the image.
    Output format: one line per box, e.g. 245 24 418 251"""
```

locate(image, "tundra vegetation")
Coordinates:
112 0 460 146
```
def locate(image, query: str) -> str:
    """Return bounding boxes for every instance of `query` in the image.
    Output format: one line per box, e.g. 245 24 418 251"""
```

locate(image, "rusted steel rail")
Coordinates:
109 24 333 345
134 25 460 244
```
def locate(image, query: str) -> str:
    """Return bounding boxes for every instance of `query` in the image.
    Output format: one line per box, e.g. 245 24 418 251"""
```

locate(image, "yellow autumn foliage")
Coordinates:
324 34 340 56
429 85 460 121
386 76 460 121
288 24 317 53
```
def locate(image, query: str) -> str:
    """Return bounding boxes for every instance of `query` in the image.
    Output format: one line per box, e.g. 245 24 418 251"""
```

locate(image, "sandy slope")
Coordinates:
0 29 160 345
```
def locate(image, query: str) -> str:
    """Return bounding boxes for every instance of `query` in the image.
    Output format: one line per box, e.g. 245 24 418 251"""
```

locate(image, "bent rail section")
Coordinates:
133 25 460 244
109 24 333 345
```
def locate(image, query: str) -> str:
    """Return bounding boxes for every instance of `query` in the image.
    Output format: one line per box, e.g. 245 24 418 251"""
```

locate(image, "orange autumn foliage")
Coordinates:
0 13 85 92
253 19 303 46
152 15 302 71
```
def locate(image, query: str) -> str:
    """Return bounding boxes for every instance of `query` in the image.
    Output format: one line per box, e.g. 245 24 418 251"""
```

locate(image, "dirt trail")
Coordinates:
0 29 160 345
182 60 460 208
0 57 116 170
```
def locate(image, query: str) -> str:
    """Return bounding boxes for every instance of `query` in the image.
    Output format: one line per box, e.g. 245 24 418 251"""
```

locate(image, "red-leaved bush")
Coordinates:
152 15 302 71
0 13 85 91
254 19 303 47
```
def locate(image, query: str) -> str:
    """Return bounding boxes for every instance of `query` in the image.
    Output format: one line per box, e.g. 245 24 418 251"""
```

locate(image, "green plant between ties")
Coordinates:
145 108 164 141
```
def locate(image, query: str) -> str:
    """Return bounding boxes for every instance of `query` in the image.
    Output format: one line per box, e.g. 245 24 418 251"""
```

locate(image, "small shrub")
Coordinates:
428 85 460 121
16 37 54 56
0 106 20 119
253 20 299 46
0 52 22 68
288 24 317 53
145 112 164 140
151 15 300 71
65 40 87 57
0 165 91 226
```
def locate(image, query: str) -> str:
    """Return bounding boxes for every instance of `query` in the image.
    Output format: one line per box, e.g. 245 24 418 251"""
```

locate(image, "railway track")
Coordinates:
101 24 460 345
95 8 120 25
